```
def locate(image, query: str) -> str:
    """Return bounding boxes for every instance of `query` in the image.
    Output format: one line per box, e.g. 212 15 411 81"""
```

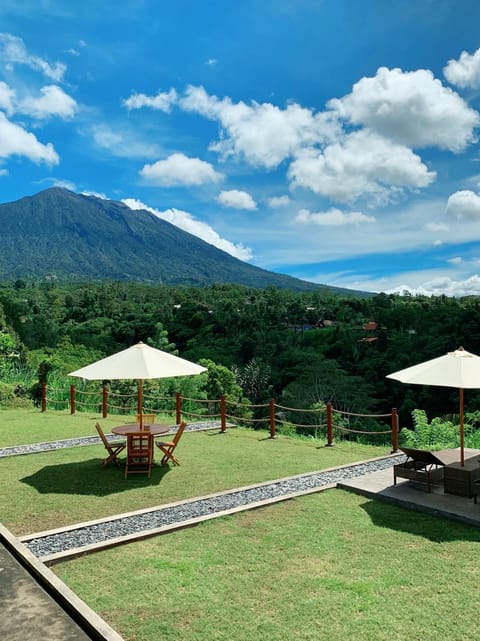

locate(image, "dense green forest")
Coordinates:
2 279 480 431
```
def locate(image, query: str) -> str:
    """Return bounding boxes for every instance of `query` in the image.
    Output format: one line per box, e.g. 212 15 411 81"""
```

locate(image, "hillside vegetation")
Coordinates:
2 281 480 430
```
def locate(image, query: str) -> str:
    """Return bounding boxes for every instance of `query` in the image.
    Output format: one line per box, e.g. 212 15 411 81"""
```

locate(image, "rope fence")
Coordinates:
40 384 399 451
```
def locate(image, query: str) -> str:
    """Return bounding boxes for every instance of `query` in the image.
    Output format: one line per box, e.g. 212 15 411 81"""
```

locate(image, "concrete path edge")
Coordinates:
0 523 124 641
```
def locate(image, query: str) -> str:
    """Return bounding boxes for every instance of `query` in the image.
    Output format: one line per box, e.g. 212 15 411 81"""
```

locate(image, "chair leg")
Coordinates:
160 450 180 466
102 445 125 468
102 454 120 468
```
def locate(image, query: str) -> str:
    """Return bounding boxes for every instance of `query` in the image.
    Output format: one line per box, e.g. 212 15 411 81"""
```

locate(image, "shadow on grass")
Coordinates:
360 498 480 543
20 458 171 496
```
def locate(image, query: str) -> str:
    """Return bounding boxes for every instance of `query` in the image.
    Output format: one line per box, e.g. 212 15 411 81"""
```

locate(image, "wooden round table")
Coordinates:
112 424 170 468
112 423 170 437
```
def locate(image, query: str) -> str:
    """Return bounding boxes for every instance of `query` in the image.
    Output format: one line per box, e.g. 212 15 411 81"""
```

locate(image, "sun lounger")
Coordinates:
393 447 446 492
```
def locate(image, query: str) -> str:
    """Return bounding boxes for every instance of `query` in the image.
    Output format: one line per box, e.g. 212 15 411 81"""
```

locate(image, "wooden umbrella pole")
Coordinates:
460 387 464 467
138 379 143 428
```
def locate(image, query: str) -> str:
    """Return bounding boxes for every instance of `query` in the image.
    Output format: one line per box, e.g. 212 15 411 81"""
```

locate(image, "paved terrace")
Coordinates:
338 458 480 528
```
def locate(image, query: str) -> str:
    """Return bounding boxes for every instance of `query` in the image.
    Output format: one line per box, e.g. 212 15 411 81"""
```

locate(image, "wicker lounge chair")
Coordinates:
393 447 446 492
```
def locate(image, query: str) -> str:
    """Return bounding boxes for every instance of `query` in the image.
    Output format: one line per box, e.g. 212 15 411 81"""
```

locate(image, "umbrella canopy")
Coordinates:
69 342 207 424
386 346 480 466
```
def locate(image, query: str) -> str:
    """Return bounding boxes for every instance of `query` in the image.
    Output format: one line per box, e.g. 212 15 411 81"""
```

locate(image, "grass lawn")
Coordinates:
3 409 478 640
0 409 151 447
0 410 388 535
54 489 480 641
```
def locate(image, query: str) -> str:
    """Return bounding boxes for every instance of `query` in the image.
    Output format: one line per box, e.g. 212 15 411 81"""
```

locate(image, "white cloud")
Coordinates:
91 124 161 158
295 207 375 226
123 198 252 261
49 178 77 190
288 130 435 203
0 33 66 81
81 190 108 199
0 80 15 115
328 66 479 152
140 153 223 186
179 84 339 168
216 189 257 210
0 168 8 176
446 190 480 220
205 58 218 66
424 221 449 232
315 267 480 298
67 40 86 56
122 79 471 208
0 111 59 165
267 195 291 208
19 85 77 119
388 274 480 297
444 48 480 89
123 88 178 112
256 198 459 270
0 81 77 120
448 257 463 265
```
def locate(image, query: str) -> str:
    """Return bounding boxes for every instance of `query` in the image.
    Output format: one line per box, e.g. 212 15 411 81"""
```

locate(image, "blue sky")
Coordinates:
2 1 480 296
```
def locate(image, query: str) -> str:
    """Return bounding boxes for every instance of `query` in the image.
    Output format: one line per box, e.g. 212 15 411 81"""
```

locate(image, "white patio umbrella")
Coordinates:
69 342 206 426
386 346 480 466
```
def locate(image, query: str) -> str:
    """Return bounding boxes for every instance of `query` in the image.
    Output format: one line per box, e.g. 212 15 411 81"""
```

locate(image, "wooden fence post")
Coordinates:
269 399 276 438
176 393 182 425
70 385 75 414
391 407 399 453
220 395 227 433
326 402 333 446
41 383 47 412
102 385 108 419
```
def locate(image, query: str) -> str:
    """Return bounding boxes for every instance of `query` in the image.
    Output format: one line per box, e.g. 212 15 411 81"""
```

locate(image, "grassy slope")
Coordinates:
0 410 387 535
4 409 478 641
55 490 480 641
0 409 133 447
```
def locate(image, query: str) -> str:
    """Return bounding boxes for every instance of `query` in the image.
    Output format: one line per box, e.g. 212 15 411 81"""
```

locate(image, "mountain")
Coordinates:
0 188 362 293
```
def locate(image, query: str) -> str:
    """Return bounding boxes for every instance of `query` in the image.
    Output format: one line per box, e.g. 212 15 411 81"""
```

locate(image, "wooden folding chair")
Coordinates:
155 421 187 466
136 413 156 427
125 431 153 478
95 422 126 468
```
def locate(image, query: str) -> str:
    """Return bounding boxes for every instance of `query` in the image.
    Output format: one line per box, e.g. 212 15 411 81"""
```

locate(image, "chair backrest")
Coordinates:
125 431 153 477
95 422 110 449
172 421 187 447
400 447 440 466
136 413 156 425
128 431 152 455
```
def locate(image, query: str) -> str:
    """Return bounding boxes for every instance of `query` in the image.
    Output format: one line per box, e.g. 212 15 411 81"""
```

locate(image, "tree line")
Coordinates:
1 279 480 429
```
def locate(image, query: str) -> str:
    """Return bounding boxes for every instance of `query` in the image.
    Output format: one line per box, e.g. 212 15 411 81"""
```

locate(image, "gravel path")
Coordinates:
0 421 224 458
22 454 402 560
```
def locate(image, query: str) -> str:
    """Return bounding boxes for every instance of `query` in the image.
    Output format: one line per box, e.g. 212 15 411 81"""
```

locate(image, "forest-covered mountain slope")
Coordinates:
0 187 363 294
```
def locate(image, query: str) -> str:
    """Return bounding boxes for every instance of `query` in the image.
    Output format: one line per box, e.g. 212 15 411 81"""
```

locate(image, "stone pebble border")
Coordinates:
21 454 403 562
0 421 224 458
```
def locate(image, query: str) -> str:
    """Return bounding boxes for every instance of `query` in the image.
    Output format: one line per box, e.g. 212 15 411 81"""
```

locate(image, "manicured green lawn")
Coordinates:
55 489 480 641
0 409 147 447
3 409 477 641
0 410 387 535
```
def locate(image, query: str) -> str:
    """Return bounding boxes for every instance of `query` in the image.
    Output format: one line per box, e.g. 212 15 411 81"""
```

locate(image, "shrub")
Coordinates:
0 381 32 408
0 381 14 405
399 408 473 450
